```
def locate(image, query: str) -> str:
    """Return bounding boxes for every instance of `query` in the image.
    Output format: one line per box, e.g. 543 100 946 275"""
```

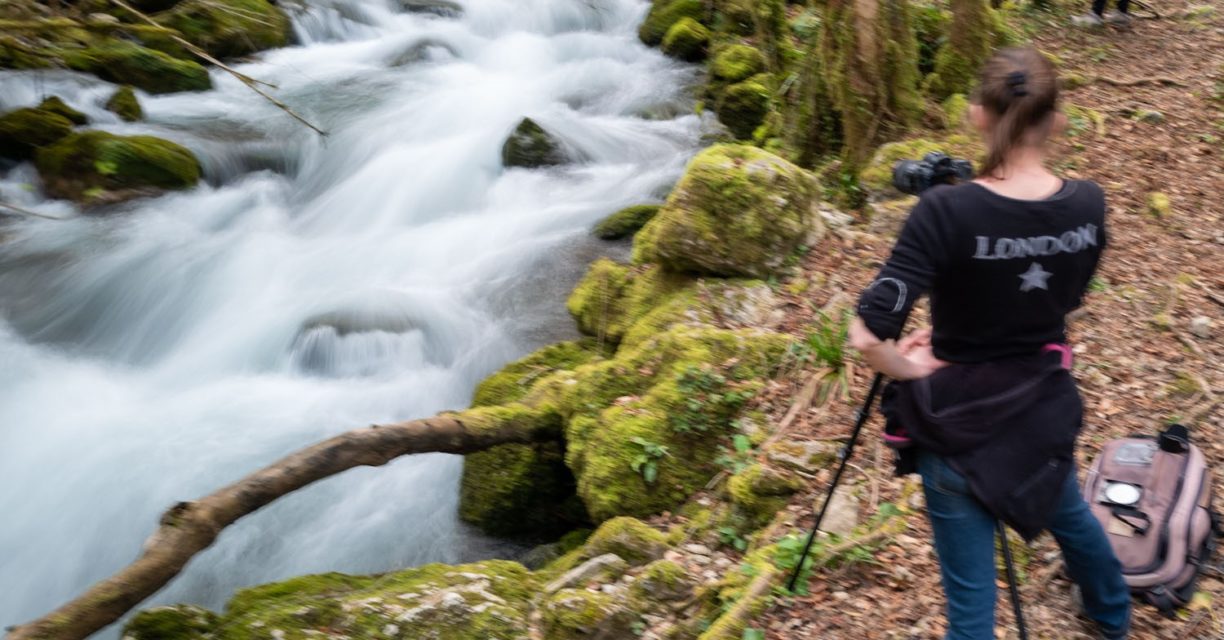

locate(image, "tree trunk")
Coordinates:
5 405 559 640
821 0 921 172
929 0 996 98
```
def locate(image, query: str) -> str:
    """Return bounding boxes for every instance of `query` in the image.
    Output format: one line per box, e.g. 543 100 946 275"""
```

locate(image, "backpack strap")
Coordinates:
1110 506 1151 536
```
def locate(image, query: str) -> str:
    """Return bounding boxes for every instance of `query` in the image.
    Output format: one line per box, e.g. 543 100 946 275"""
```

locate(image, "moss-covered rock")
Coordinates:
639 0 704 47
106 85 143 122
661 17 709 62
123 605 219 640
710 44 767 83
472 340 603 408
62 42 211 94
460 440 589 538
716 76 771 140
156 0 290 60
633 144 820 278
542 588 638 640
35 130 201 203
727 463 803 527
502 117 566 169
580 516 669 565
0 108 73 160
629 559 693 602
562 326 793 520
859 134 980 196
594 204 660 240
219 560 535 640
37 96 87 125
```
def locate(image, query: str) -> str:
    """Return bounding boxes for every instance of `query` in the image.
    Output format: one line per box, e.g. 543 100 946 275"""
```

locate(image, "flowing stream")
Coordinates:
0 0 704 633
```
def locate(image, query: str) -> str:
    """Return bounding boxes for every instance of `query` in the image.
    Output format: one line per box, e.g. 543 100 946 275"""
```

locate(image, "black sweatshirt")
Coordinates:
858 180 1107 363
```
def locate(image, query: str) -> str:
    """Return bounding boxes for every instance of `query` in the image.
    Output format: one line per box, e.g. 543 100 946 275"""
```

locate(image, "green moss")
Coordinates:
123 605 218 640
580 516 669 565
564 326 793 521
727 463 802 527
0 34 52 70
782 37 843 168
502 117 566 168
0 108 73 160
156 0 290 60
35 130 201 203
542 588 637 640
661 17 710 62
710 44 766 83
1147 192 1171 218
942 93 970 131
472 340 602 407
716 77 771 140
106 85 144 122
927 0 998 99
566 258 635 341
629 559 693 602
632 143 819 278
639 0 704 47
37 96 87 125
715 0 756 35
593 204 661 240
220 560 536 640
912 3 951 75
460 441 589 538
62 41 211 94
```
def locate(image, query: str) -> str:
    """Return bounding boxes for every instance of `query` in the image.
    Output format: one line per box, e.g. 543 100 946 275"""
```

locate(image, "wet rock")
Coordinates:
106 86 144 123
0 108 74 161
61 41 211 94
398 0 464 18
155 0 291 60
544 553 629 594
594 204 660 240
37 96 88 125
35 130 201 204
389 38 458 66
501 117 567 169
639 0 703 47
123 605 218 640
660 17 709 62
716 77 771 140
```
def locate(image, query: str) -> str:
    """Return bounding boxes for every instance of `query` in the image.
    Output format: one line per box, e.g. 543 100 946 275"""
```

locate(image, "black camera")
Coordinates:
891 152 975 195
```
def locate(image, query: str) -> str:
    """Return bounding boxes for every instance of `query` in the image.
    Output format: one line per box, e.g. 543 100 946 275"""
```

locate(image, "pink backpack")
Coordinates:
1084 425 1223 615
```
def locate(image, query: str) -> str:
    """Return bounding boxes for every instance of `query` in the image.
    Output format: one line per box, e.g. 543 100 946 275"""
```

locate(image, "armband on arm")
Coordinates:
857 277 913 341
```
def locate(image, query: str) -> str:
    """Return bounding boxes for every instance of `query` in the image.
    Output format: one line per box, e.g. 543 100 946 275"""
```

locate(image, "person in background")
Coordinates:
848 47 1131 640
1072 0 1132 28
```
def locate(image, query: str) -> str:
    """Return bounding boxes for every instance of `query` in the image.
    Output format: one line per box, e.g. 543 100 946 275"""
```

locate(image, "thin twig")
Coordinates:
0 200 66 221
108 0 328 137
1092 75 1188 88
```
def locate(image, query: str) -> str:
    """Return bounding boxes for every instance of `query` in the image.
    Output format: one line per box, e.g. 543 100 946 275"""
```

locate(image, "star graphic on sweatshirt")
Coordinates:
1018 262 1053 292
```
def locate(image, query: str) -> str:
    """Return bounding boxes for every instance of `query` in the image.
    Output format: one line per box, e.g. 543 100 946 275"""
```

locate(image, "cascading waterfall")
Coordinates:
0 0 706 633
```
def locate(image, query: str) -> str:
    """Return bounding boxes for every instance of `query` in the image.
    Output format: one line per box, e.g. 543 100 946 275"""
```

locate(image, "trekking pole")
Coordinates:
786 372 886 593
997 520 1030 640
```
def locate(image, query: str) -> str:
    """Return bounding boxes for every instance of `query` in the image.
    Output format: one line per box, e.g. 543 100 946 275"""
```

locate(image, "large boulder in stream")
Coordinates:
501 117 567 169
155 0 291 60
61 41 211 94
35 131 201 204
633 144 822 278
0 108 75 160
106 86 144 122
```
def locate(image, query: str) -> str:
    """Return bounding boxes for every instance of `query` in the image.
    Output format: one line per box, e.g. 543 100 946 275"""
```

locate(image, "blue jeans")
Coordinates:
917 449 1131 640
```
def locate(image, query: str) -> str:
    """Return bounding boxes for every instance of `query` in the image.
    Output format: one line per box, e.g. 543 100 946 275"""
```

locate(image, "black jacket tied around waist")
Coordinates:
883 350 1081 539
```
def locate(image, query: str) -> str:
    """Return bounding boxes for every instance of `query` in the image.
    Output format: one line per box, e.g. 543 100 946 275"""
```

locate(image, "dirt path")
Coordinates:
757 1 1224 637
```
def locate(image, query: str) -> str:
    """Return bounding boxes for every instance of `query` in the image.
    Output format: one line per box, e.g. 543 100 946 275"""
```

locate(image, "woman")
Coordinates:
848 47 1131 639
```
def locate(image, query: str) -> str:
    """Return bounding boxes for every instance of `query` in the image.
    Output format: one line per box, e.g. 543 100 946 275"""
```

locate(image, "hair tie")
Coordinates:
1006 71 1029 97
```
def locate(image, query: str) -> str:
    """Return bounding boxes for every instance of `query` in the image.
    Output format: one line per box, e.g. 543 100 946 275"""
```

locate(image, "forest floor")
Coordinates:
751 1 1224 638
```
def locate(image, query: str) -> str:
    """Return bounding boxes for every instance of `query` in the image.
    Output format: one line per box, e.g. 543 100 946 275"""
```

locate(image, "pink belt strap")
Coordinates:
1042 343 1073 370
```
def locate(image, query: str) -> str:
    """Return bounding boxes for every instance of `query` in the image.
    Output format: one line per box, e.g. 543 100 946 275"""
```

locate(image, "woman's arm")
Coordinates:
849 319 947 380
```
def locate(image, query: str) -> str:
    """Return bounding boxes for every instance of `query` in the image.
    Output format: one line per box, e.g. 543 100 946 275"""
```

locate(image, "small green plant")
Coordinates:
792 310 851 371
671 365 755 434
742 629 767 640
1088 276 1109 293
630 437 669 484
716 433 755 474
718 525 749 552
772 534 816 595
94 159 119 176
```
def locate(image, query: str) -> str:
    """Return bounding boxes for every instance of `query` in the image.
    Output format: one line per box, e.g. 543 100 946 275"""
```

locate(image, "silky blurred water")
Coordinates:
0 0 704 634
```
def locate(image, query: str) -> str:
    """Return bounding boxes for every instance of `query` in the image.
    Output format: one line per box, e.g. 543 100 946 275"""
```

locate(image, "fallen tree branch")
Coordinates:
1092 75 1188 88
5 406 559 640
108 0 329 137
0 201 66 221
